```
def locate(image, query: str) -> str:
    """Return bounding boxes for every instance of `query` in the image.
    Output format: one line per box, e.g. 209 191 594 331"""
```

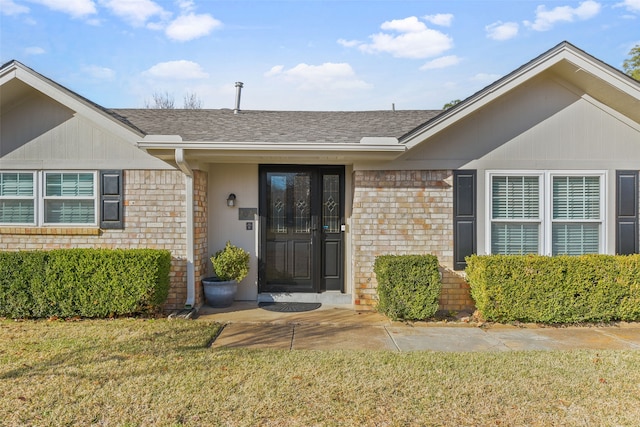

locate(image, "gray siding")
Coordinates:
1 90 171 170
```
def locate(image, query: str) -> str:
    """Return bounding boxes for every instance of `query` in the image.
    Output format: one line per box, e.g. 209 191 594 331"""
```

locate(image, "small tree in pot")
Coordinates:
203 241 250 307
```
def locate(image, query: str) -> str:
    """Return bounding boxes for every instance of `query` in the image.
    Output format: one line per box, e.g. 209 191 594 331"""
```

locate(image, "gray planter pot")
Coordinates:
202 277 238 308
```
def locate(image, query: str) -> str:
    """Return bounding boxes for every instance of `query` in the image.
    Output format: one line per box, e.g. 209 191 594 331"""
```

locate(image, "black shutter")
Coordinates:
100 170 124 229
616 170 639 255
453 170 476 270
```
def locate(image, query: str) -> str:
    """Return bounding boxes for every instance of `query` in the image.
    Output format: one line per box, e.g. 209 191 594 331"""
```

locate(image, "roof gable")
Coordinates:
400 41 640 150
0 60 144 141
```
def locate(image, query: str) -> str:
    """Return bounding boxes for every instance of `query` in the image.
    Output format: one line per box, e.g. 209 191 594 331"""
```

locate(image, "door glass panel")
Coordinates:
323 174 340 233
294 174 310 233
269 175 287 233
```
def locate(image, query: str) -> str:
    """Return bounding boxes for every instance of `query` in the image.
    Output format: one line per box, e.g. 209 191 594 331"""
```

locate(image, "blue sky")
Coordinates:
1 0 639 110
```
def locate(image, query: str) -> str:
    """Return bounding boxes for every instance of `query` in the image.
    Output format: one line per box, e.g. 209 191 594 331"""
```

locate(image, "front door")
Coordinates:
259 166 344 293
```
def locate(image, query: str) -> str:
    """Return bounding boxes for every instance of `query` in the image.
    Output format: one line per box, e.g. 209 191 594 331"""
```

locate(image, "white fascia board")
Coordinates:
137 140 407 153
0 68 17 85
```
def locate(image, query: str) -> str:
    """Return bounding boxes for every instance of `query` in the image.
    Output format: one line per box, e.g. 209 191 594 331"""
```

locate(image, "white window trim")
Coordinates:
486 170 607 256
0 171 37 226
0 171 98 227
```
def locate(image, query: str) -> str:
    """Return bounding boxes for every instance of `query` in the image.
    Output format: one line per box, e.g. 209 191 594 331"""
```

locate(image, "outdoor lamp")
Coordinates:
227 193 236 207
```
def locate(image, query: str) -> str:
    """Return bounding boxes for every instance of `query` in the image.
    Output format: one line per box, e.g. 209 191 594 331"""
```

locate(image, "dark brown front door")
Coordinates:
259 166 344 293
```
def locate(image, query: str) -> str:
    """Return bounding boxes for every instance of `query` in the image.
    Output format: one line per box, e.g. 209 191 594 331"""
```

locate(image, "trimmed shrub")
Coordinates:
0 249 171 318
466 254 640 323
374 254 441 321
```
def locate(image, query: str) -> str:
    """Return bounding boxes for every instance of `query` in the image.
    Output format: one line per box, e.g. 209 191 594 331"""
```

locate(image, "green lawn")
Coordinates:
2 319 640 426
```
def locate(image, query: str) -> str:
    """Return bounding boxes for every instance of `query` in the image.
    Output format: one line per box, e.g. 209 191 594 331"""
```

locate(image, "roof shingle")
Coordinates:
112 109 441 144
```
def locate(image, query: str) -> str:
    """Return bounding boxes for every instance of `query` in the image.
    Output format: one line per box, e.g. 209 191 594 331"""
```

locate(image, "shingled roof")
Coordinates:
112 109 441 144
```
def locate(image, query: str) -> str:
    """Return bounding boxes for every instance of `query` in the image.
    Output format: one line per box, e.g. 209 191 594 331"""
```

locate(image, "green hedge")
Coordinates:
466 254 640 323
0 249 171 319
374 255 442 321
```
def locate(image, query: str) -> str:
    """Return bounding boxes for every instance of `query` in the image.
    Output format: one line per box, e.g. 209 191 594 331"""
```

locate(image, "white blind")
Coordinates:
553 176 600 219
491 223 539 254
0 173 35 223
552 223 600 255
46 173 94 197
492 176 539 219
491 176 540 254
552 176 601 255
44 173 95 224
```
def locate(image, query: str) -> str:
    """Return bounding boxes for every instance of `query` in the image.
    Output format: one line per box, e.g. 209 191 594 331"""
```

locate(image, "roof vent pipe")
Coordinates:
234 82 243 114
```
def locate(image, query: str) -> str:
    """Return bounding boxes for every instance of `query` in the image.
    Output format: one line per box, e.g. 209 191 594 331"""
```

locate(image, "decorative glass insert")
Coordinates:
322 174 340 233
491 175 540 254
44 172 95 224
269 175 287 233
0 172 35 224
294 174 310 233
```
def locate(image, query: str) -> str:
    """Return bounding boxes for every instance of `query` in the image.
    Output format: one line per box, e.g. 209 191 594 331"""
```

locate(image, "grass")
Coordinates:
1 319 640 426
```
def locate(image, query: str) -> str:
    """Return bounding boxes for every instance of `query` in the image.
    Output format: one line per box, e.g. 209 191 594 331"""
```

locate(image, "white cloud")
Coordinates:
24 46 45 55
486 21 519 40
423 13 453 27
616 0 640 12
337 38 360 48
144 60 209 79
1 0 29 15
524 0 601 31
84 64 115 80
100 0 168 27
357 16 453 59
165 12 221 41
420 55 460 70
265 62 371 90
28 0 96 18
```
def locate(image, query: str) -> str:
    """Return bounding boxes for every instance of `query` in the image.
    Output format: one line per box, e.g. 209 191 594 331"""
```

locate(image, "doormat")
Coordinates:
258 302 322 312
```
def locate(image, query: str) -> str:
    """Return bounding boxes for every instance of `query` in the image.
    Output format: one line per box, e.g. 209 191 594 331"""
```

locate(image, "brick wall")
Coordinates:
0 169 189 312
351 170 474 312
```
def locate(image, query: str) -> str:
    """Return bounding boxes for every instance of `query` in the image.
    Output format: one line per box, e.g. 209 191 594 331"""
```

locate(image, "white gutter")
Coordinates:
175 148 195 308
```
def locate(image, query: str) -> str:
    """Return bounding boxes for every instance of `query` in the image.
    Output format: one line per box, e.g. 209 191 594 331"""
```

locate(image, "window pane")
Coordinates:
45 200 95 224
46 173 94 197
491 223 539 254
553 176 600 220
0 200 35 223
552 223 599 255
492 176 539 219
0 173 33 196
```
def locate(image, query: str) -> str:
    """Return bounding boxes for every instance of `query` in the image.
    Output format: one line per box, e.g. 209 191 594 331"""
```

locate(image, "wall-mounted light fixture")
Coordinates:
227 193 236 207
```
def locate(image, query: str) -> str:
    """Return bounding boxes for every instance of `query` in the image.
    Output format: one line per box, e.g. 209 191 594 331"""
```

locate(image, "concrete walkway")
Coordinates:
196 302 640 352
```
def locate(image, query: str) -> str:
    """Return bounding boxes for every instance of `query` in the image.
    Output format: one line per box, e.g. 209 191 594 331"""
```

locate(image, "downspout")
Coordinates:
175 148 196 308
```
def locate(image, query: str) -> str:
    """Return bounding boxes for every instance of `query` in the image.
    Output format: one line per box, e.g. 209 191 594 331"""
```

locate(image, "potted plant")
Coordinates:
202 241 250 307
